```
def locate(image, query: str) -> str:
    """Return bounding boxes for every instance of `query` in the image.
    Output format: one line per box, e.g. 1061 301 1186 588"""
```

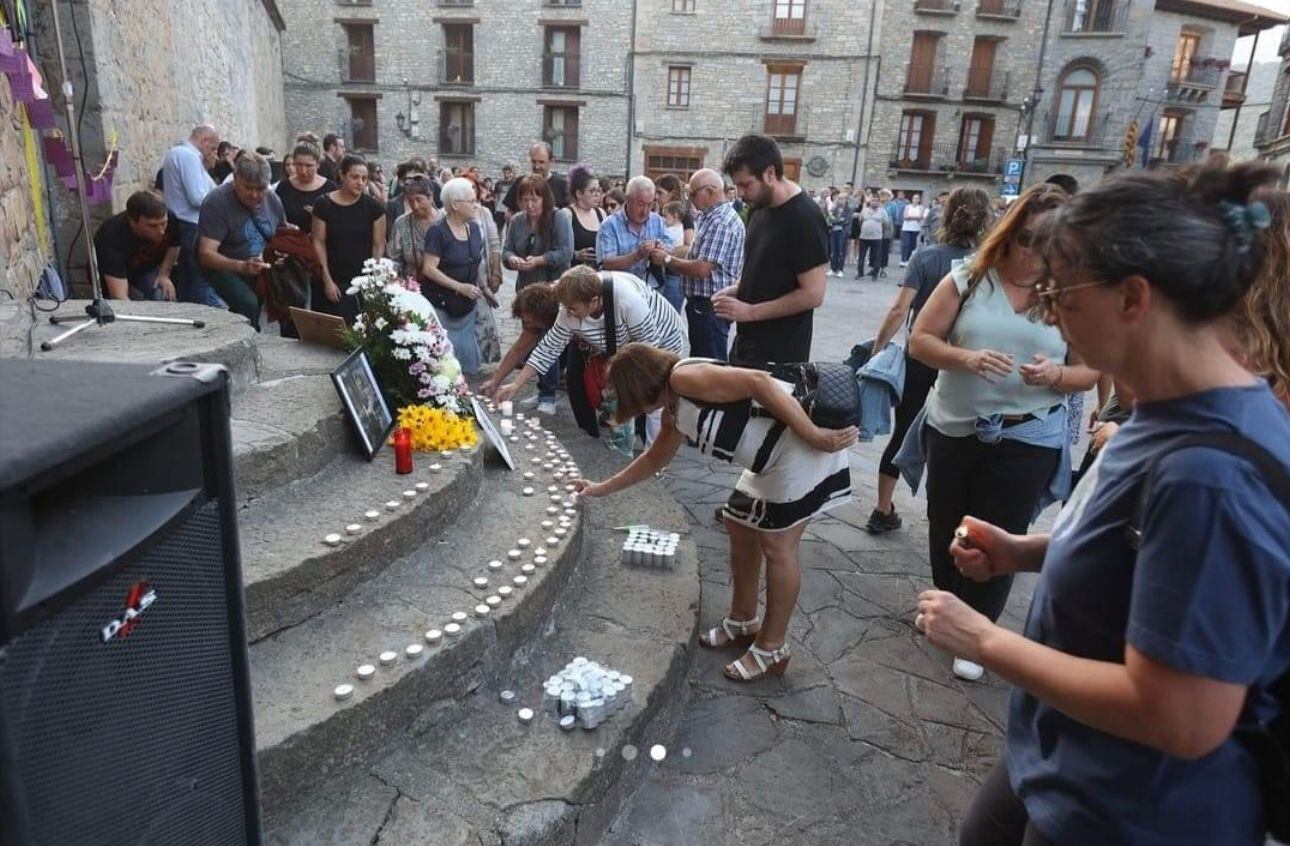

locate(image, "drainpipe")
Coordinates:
1225 18 1260 152
850 0 879 185
625 0 639 178
1022 0 1057 185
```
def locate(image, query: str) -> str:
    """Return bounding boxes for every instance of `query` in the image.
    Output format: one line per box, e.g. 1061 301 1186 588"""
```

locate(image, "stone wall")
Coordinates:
279 0 633 176
0 75 46 300
629 0 879 191
29 0 286 293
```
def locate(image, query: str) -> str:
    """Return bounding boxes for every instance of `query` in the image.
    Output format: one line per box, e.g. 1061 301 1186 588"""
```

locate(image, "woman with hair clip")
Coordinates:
916 160 1290 846
1227 188 1290 411
865 186 993 536
571 342 858 682
898 182 1100 682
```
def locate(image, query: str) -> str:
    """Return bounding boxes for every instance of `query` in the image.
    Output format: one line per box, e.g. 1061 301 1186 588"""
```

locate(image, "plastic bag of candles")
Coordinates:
620 527 680 569
541 657 633 730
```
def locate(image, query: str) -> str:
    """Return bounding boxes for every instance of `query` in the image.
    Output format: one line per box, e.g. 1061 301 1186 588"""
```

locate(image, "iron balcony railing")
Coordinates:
1044 109 1111 145
763 104 810 138
888 142 1005 175
963 67 1010 101
914 0 960 12
542 51 581 88
438 47 474 85
976 0 1022 18
1062 0 1129 33
904 64 951 97
1169 59 1222 88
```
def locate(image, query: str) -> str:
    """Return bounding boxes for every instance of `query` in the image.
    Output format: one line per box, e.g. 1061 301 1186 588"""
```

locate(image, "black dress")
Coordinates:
276 178 335 233
311 192 385 325
566 205 607 437
569 206 604 267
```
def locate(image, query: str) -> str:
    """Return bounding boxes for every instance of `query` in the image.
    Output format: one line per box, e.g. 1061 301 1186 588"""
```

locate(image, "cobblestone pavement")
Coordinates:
495 264 1079 846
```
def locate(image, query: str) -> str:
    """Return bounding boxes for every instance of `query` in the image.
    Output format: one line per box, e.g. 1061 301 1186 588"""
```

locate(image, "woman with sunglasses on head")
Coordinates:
899 182 1099 683
603 189 626 216
918 161 1290 846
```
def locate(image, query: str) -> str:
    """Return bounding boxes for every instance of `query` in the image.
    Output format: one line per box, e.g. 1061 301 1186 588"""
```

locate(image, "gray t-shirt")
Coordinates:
197 182 286 261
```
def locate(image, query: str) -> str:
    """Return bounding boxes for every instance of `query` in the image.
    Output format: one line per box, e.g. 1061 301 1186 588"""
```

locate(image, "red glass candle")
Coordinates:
393 427 413 475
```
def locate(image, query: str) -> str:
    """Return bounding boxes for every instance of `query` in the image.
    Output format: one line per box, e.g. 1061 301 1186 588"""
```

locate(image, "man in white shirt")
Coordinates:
162 125 222 306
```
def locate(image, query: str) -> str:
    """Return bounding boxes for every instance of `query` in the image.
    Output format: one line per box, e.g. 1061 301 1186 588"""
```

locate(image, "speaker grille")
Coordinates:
1 500 250 845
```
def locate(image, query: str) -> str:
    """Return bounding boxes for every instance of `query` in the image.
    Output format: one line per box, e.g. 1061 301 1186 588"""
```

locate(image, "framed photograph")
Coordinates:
330 348 395 460
470 396 516 470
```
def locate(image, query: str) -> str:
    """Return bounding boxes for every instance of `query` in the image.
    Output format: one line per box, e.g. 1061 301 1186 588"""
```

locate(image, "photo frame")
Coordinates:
470 396 516 470
330 348 395 460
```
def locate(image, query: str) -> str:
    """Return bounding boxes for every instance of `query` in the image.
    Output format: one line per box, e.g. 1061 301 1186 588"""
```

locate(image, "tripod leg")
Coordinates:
40 318 99 351
114 314 207 329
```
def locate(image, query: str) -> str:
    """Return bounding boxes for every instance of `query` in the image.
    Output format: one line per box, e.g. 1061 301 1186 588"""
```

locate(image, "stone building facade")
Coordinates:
628 0 880 191
861 0 1048 199
1253 25 1290 184
1 71 46 300
9 0 288 297
1026 0 1285 190
279 0 633 177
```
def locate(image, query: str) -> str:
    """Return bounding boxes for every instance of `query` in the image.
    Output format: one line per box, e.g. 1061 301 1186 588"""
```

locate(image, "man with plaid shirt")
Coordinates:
653 168 745 360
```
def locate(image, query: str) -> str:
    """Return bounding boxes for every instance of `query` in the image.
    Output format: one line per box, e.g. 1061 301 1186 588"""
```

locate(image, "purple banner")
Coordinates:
0 47 24 74
42 136 75 177
25 98 54 129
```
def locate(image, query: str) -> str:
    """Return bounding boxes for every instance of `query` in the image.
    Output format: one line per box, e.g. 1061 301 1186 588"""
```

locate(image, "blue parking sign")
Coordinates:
1005 159 1024 178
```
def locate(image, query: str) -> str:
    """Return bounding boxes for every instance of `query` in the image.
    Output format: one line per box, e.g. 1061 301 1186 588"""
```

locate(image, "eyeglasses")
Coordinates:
605 202 621 211
1035 278 1115 314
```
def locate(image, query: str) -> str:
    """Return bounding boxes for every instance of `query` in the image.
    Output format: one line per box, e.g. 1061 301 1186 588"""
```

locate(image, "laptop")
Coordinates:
290 307 348 350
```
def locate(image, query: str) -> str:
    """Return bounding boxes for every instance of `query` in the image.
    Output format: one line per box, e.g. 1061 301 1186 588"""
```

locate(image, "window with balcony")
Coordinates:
905 32 946 96
345 96 379 150
1171 31 1201 81
543 26 581 88
667 66 691 108
772 0 807 35
672 0 696 10
964 36 1005 99
544 106 580 160
1063 0 1127 33
342 22 375 83
895 110 935 168
957 114 995 170
439 101 476 156
914 0 959 13
764 65 802 136
644 146 706 181
977 0 1021 18
442 23 473 85
1053 65 1099 140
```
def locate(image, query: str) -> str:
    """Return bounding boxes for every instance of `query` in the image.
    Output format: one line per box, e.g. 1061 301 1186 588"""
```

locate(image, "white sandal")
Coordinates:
698 616 761 649
725 643 791 682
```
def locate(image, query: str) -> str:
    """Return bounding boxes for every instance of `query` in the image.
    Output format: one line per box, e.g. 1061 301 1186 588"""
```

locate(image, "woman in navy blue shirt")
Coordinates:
915 160 1290 845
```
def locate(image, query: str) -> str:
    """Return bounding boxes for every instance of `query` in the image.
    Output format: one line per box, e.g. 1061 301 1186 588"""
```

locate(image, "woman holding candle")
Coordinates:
572 343 859 682
918 160 1290 846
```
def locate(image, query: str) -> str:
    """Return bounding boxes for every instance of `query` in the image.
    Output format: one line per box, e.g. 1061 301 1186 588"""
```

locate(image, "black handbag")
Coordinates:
772 361 860 430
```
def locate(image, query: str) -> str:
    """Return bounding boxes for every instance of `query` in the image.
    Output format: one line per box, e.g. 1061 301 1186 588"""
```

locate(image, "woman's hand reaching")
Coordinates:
809 425 859 453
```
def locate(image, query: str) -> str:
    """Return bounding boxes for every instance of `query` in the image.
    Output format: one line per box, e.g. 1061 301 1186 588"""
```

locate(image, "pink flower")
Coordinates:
402 277 421 293
417 387 433 398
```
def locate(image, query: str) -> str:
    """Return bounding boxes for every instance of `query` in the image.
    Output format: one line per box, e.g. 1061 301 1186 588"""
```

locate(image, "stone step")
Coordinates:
239 444 484 642
261 416 701 845
251 434 591 818
230 374 352 502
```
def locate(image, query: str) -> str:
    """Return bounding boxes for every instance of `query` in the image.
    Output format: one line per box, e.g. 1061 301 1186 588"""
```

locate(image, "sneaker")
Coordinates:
952 658 985 682
879 269 888 278
537 399 557 415
899 261 908 269
864 507 902 535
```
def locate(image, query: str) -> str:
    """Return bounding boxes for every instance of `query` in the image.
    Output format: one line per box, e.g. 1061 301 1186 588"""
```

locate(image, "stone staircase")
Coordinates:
2 300 701 844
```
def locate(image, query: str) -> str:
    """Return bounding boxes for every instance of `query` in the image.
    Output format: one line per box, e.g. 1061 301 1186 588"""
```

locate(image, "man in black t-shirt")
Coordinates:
93 191 181 301
501 142 568 219
714 134 828 364
318 134 345 184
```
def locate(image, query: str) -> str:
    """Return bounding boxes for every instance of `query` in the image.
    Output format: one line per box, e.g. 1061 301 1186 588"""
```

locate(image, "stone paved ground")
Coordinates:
494 261 1083 846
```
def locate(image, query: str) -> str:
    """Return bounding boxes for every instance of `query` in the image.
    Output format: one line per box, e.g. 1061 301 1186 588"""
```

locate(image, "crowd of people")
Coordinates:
88 122 1290 845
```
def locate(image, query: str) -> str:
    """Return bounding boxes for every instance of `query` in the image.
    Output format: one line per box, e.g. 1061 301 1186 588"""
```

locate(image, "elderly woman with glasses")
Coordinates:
384 176 441 279
421 177 494 376
895 183 1099 683
917 160 1290 846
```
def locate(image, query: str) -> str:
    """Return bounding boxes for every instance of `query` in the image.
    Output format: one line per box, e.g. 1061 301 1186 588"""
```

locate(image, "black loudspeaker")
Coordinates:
0 360 261 845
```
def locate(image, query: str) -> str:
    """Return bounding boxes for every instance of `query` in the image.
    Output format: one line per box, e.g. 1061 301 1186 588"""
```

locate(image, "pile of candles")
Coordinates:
540 656 633 730
621 527 680 569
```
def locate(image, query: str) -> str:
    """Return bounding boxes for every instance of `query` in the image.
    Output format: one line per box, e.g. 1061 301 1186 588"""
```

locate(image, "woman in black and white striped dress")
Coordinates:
490 267 687 437
572 343 857 682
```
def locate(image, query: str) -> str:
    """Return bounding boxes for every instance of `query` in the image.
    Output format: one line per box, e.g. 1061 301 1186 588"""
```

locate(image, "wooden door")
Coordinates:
347 24 375 83
966 38 996 97
782 157 802 182
907 33 939 93
444 24 473 84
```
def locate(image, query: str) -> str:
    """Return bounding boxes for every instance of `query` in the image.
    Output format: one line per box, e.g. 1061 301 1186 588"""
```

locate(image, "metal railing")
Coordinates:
339 49 375 84
770 14 808 34
888 142 1005 175
1169 60 1222 88
1044 109 1110 145
764 104 809 137
904 64 951 97
437 0 473 6
914 0 960 12
542 52 581 88
544 0 582 5
963 67 1010 101
1062 0 1129 33
1152 139 1207 166
438 48 474 85
1255 105 1290 145
976 0 1022 18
